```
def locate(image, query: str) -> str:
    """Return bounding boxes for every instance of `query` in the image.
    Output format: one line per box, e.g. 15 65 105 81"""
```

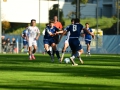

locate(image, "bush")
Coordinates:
2 21 11 33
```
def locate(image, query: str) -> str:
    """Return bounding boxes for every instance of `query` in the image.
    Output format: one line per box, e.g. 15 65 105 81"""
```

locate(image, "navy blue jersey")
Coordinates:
44 26 59 39
84 28 92 41
66 23 83 38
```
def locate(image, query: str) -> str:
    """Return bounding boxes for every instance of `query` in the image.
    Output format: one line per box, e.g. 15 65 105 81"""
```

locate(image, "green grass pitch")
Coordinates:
0 54 120 90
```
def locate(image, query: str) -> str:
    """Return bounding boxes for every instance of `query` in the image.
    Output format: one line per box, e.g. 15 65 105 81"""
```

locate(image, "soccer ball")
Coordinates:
64 58 70 64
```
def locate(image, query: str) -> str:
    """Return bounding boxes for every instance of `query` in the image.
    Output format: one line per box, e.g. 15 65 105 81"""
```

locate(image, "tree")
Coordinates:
71 0 88 4
49 4 65 26
2 21 11 34
71 0 88 18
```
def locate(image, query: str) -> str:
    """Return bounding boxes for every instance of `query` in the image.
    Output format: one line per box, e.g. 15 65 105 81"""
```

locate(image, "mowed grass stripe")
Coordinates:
0 54 120 90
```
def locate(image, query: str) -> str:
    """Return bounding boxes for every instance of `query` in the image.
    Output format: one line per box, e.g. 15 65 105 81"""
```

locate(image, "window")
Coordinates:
65 0 74 2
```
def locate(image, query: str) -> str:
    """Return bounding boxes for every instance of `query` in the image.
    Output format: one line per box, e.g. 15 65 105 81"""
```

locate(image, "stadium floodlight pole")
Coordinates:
0 0 2 53
117 0 119 35
58 0 60 21
39 0 40 30
96 0 99 51
76 0 80 19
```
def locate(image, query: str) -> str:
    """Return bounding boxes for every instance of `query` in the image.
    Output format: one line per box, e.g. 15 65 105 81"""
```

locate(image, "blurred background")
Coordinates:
0 0 120 54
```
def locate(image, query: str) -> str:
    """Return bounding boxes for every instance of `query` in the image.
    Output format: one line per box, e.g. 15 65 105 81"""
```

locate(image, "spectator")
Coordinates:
10 38 16 53
6 38 11 53
1 36 6 53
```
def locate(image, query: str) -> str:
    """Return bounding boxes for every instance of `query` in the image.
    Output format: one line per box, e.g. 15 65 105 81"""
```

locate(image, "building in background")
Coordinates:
1 0 117 23
89 0 117 17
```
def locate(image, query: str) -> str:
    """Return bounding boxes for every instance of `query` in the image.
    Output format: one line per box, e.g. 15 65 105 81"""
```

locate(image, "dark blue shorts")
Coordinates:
69 38 82 51
85 40 91 45
43 38 55 46
23 41 28 46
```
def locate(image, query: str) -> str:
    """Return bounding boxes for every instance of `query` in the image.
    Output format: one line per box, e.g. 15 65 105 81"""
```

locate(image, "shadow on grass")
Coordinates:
0 54 120 90
0 54 120 79
0 80 119 90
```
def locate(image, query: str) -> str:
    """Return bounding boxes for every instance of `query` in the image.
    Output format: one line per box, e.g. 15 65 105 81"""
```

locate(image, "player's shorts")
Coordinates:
43 38 55 46
69 38 82 51
23 41 28 46
28 39 37 47
64 39 69 44
85 40 91 45
53 35 59 44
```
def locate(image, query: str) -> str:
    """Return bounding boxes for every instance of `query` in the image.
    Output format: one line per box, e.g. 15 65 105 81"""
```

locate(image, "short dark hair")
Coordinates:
49 20 54 24
85 23 89 25
31 19 36 23
71 18 75 22
75 18 80 23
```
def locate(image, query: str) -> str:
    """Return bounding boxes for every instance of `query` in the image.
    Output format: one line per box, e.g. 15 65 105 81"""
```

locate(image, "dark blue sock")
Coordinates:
55 50 60 59
47 50 51 56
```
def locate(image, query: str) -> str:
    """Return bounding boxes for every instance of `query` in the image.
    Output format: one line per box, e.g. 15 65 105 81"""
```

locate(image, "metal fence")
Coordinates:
2 35 120 54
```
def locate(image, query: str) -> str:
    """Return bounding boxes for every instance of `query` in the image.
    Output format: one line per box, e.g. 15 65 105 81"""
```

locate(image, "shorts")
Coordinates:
28 39 37 47
43 38 55 46
53 35 59 44
65 39 69 44
69 38 82 51
23 41 28 46
85 40 91 45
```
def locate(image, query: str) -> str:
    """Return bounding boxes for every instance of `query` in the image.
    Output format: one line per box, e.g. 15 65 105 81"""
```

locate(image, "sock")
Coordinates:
74 51 81 58
29 54 31 58
71 55 75 59
52 50 55 57
55 50 60 59
47 50 52 56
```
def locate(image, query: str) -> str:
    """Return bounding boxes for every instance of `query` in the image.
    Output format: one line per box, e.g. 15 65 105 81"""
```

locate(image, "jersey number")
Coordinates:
73 25 77 32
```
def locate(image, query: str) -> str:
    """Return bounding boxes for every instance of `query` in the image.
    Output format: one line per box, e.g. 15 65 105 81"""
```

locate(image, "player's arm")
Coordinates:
25 29 29 41
55 29 63 35
21 33 24 38
59 30 67 42
83 28 94 38
35 28 40 40
80 30 85 37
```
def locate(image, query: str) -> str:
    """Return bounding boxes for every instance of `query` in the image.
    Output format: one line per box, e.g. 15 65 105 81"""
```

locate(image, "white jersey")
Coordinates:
26 26 40 39
64 25 70 40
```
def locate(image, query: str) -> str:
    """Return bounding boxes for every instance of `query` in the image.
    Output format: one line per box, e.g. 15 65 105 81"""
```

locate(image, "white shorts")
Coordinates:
65 39 69 44
28 39 37 47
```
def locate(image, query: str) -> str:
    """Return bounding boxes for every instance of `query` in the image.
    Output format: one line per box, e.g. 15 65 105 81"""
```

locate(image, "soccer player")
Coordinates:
61 18 94 66
84 23 93 56
52 16 63 56
59 18 74 62
43 20 62 62
26 19 40 60
21 27 28 53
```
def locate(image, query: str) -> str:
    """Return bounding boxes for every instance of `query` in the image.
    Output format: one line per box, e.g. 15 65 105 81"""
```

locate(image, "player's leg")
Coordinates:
87 41 91 56
69 39 78 65
28 46 32 60
51 43 61 62
44 39 54 62
52 36 59 57
31 40 37 60
21 41 26 52
60 41 69 62
44 44 51 56
28 39 33 60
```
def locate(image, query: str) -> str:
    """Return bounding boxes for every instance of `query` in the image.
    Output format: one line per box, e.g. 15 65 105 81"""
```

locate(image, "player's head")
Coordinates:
54 16 58 21
31 19 36 26
46 23 49 26
74 18 80 23
85 23 89 28
71 18 75 24
49 20 54 27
